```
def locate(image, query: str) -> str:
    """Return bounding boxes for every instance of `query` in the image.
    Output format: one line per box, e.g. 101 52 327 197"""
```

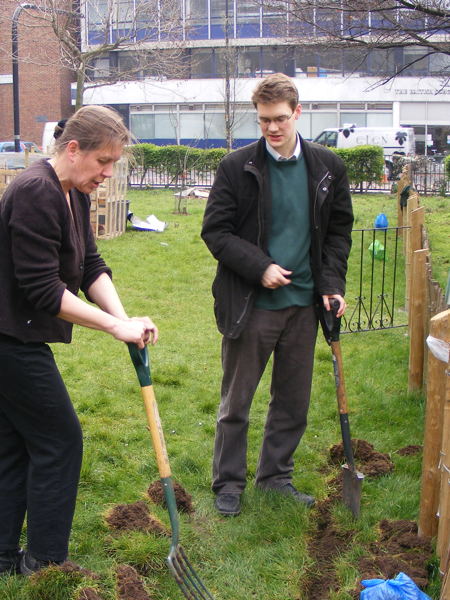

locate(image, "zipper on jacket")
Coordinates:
313 171 331 229
244 160 264 248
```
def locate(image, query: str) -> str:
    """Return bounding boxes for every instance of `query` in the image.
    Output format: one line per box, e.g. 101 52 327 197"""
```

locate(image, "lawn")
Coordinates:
0 189 446 600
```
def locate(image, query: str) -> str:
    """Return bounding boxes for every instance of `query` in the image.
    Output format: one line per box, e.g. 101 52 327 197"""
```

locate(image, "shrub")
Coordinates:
334 145 385 191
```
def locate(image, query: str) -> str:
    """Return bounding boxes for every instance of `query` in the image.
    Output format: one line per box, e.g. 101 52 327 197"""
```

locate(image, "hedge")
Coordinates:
129 143 227 186
333 145 385 190
129 143 385 189
444 154 450 179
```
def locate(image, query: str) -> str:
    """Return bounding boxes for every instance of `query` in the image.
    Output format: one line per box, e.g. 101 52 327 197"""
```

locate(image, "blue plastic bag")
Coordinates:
360 572 431 600
374 212 389 229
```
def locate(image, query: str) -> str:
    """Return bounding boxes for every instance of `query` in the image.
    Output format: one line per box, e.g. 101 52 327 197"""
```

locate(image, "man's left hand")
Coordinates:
322 294 346 317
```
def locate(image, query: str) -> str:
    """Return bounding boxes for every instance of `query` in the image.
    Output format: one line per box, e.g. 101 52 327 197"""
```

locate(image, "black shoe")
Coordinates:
0 548 24 575
20 551 64 576
277 483 315 508
214 493 241 516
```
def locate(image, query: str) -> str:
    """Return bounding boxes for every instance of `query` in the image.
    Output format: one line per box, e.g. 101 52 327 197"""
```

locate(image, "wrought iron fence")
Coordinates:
341 226 408 334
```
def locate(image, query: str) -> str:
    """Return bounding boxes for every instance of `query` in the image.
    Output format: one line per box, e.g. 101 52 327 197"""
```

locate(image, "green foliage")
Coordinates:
129 143 227 187
334 145 385 189
444 153 450 178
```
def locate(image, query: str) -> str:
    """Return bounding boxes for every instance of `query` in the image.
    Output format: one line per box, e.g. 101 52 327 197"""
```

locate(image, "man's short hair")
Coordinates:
251 73 299 111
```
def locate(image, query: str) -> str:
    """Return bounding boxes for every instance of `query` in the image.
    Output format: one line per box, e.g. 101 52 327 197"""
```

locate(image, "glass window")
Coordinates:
237 47 261 77
261 47 295 76
205 113 226 139
210 0 233 38
185 0 209 38
343 47 368 76
367 113 393 127
190 48 215 77
429 52 450 75
428 103 450 123
340 113 366 127
400 102 427 122
402 48 429 75
233 112 259 139
311 113 338 139
237 1 260 38
130 113 155 140
180 113 205 139
262 2 286 37
154 114 178 139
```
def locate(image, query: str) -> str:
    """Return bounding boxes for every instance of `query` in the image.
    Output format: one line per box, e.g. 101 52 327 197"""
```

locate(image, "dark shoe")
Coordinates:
277 483 315 507
0 548 24 575
20 551 64 576
214 493 241 516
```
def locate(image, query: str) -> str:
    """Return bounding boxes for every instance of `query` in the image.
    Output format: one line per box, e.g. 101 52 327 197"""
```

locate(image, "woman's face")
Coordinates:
68 142 123 194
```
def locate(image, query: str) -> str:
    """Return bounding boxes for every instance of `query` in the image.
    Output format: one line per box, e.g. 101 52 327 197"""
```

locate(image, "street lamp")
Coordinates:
12 3 37 152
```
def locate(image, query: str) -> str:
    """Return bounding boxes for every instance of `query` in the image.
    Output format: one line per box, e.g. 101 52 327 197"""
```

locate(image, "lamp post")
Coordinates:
12 3 37 152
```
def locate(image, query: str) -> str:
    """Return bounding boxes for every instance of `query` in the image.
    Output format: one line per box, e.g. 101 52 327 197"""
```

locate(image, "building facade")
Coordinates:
80 0 450 154
0 0 74 148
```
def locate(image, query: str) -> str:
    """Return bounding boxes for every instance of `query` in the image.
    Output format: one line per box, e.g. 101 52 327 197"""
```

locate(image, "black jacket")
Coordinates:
201 136 354 339
0 159 112 343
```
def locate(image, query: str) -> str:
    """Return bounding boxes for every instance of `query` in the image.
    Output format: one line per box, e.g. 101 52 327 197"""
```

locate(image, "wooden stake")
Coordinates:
419 309 450 538
437 352 450 571
408 248 428 392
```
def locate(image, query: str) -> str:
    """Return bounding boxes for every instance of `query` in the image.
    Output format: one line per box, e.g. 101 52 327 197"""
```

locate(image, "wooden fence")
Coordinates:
398 165 450 600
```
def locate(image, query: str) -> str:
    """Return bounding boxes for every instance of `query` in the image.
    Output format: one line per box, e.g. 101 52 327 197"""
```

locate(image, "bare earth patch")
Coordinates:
147 480 194 514
105 500 169 535
116 564 156 600
300 441 432 600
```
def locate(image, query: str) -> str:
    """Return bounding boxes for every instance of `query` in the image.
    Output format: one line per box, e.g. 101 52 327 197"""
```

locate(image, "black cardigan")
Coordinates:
0 159 111 343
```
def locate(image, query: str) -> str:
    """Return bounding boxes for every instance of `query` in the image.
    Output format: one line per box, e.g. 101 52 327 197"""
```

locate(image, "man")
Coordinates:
201 73 353 517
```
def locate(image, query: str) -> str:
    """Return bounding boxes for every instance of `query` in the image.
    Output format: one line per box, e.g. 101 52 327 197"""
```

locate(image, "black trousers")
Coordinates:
0 335 82 562
212 305 318 495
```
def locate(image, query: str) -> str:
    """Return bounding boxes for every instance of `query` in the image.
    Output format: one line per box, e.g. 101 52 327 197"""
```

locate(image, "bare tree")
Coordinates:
13 0 187 110
256 0 450 86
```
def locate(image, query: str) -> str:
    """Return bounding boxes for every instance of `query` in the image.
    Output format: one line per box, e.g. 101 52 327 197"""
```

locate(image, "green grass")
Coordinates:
1 190 447 599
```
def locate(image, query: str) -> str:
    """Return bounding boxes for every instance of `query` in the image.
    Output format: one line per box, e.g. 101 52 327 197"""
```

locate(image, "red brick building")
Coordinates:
0 0 74 148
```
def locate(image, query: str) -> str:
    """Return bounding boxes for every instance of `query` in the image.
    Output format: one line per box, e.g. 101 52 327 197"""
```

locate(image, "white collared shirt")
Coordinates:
265 134 301 161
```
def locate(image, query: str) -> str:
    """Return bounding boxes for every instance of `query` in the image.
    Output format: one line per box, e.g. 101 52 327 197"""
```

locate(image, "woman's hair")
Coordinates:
53 105 131 153
251 73 299 110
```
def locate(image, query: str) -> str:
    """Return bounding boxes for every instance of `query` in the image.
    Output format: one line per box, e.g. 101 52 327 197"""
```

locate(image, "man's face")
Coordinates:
256 101 302 158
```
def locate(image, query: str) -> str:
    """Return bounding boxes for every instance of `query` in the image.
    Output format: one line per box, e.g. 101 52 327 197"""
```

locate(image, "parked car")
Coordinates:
0 141 41 153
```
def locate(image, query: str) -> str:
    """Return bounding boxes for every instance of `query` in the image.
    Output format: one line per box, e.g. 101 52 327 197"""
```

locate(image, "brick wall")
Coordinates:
0 0 75 148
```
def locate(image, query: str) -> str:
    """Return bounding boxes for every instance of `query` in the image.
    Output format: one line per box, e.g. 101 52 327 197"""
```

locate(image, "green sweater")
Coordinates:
255 153 314 310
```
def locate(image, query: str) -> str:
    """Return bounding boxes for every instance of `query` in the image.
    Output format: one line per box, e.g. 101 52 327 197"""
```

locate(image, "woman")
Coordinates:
0 106 158 576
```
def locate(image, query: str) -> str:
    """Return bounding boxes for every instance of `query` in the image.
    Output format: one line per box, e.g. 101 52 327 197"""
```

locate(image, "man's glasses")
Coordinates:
256 111 294 126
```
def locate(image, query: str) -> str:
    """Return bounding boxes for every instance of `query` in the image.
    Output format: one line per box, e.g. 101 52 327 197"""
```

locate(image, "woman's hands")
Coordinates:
113 316 159 348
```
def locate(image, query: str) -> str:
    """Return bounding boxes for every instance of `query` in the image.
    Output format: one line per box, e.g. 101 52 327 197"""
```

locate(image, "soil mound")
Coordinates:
147 480 194 514
329 438 394 477
105 500 169 535
116 564 155 600
397 444 422 456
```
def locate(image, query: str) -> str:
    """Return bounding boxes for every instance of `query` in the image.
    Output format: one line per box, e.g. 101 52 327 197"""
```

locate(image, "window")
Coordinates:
237 1 260 38
205 113 226 139
340 113 366 127
311 113 338 139
180 113 205 139
130 113 155 140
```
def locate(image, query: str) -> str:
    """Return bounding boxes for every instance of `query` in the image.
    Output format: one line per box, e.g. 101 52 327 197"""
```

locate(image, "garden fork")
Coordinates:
128 343 215 600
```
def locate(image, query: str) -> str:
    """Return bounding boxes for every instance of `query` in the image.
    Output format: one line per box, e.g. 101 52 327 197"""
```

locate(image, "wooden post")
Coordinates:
437 354 450 572
408 248 428 392
405 199 422 314
419 309 450 538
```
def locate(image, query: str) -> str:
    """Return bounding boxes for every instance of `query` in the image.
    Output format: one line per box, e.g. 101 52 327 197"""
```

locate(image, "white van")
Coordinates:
41 121 58 155
313 125 415 176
